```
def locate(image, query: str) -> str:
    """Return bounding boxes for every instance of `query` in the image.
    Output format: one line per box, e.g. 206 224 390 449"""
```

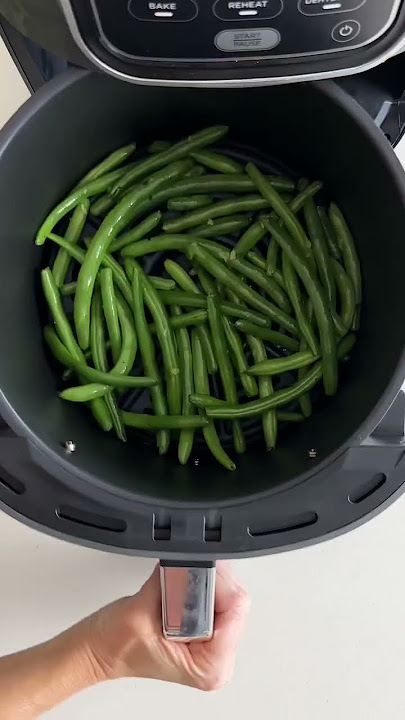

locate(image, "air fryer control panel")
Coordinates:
61 0 405 84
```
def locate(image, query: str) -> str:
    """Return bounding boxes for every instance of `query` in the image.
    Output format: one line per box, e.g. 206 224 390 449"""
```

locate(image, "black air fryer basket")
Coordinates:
1 70 405 638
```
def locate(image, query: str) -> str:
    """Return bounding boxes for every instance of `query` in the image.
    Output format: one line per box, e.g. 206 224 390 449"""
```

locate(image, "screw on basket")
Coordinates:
308 448 317 459
64 440 76 454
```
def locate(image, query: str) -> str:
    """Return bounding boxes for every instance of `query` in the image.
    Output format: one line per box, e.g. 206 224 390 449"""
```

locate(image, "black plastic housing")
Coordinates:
0 70 405 557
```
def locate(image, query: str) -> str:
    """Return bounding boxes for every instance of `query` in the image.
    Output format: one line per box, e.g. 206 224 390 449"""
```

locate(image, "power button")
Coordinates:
331 19 360 42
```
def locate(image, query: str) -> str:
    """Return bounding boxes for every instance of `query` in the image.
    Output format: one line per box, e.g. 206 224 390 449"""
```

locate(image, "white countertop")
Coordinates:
1 44 405 719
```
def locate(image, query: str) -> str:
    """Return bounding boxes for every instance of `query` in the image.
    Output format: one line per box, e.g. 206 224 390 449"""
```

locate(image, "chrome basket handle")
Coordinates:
160 561 216 642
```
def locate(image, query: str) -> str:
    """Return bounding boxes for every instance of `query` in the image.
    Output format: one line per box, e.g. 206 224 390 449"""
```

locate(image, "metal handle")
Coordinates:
160 561 216 642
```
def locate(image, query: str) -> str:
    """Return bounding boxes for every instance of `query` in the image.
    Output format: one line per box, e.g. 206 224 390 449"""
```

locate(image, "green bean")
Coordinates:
188 244 298 335
222 316 258 397
111 126 229 197
148 140 172 154
191 149 243 174
246 163 312 256
131 263 170 454
91 194 115 217
185 165 206 178
109 211 163 254
191 329 236 471
318 206 341 260
207 296 245 454
331 259 355 334
60 384 111 401
196 265 217 296
281 252 318 355
172 307 195 465
168 195 213 212
149 309 208 333
100 268 121 364
196 334 356 419
303 196 335 306
156 289 269 327
247 350 318 376
329 203 362 306
74 160 191 349
60 282 77 296
44 326 154 388
35 168 135 246
233 218 267 259
52 201 89 288
297 339 312 418
122 412 208 430
233 320 300 352
246 335 277 450
263 218 337 396
194 215 250 237
228 254 292 314
90 291 126 441
266 239 279 278
48 233 133 308
164 259 199 293
76 143 136 188
164 194 269 233
111 294 138 376
197 326 217 375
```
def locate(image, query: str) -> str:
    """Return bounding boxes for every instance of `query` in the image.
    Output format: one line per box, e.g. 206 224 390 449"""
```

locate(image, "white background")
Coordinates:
1 38 405 719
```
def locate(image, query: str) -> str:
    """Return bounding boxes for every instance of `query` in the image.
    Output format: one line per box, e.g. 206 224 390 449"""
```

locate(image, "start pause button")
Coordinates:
215 27 280 51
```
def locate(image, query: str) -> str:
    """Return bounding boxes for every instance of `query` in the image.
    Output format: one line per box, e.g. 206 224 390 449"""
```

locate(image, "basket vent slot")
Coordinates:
249 511 318 537
56 505 127 533
204 512 222 542
348 473 387 505
153 512 172 541
0 471 25 496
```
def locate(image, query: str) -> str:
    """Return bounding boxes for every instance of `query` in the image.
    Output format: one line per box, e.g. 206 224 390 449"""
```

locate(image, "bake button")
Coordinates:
298 0 365 16
215 27 280 52
213 0 283 21
331 19 360 42
128 0 198 22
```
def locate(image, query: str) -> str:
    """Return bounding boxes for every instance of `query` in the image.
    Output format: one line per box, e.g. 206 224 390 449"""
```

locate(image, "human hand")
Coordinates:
86 562 250 691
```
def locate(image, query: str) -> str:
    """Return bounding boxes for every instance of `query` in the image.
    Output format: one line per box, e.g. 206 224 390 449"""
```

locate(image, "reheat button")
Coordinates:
128 0 198 21
214 0 283 20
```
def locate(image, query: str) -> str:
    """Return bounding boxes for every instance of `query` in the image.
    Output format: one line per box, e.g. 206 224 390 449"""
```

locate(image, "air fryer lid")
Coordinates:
0 72 405 548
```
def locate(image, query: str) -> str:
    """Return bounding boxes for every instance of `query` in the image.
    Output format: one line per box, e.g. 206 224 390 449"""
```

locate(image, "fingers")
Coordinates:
210 562 250 656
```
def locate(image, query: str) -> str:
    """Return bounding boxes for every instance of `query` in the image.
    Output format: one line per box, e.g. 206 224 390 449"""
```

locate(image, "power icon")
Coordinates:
332 19 360 43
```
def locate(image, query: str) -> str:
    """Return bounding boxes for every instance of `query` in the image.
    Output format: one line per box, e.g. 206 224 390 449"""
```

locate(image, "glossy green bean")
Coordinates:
188 244 299 335
247 350 318 376
329 203 362 306
197 325 218 375
109 211 163 253
149 276 176 291
228 254 292 314
281 252 318 355
74 160 191 349
190 149 242 174
173 307 195 465
246 163 312 256
207 296 245 454
304 196 335 306
111 294 138 376
233 218 267 259
168 195 213 212
77 143 136 188
164 194 269 233
91 194 115 217
131 263 169 454
191 329 236 471
149 309 207 333
35 168 133 246
266 238 279 278
164 259 199 293
52 200 89 288
41 269 85 362
233 320 299 352
111 126 229 197
100 268 121 364
298 339 312 418
122 411 208 430
222 316 258 397
148 140 172 154
331 259 355 334
197 334 356 419
246 334 277 450
194 215 250 237
156 289 269 327
90 291 126 441
60 282 77 296
318 206 341 260
60 384 111 401
263 218 337 396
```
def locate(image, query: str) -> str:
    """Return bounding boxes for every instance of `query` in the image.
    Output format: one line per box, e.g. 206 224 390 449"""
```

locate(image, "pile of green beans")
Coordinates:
36 126 361 471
